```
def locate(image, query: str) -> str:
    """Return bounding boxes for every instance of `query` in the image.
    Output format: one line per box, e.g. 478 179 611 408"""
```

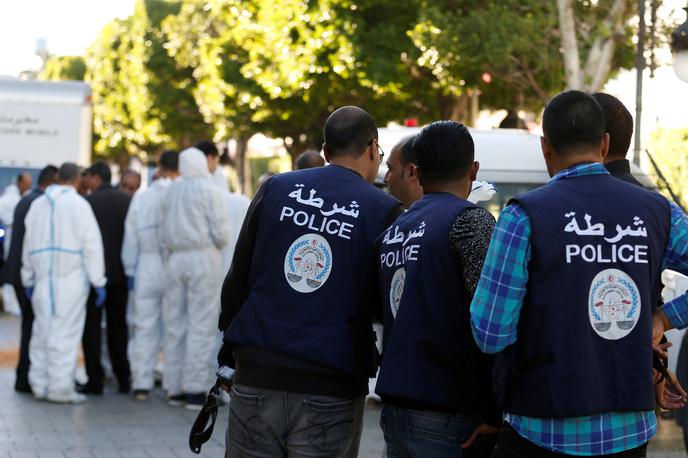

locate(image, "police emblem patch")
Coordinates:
389 268 405 318
588 268 640 340
284 234 332 293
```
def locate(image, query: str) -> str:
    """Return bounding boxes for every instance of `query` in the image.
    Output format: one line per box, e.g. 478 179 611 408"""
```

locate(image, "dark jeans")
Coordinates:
380 403 476 458
82 284 131 389
226 384 364 457
491 425 648 458
14 283 33 388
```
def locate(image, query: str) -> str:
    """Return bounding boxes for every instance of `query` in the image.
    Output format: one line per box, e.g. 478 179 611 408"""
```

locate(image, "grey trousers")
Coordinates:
225 384 365 458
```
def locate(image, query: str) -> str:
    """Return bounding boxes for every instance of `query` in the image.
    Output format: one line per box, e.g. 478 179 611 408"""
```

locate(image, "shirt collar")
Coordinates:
548 162 609 184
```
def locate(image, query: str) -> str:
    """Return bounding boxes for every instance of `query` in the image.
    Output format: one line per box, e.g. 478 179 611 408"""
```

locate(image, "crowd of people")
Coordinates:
4 88 688 458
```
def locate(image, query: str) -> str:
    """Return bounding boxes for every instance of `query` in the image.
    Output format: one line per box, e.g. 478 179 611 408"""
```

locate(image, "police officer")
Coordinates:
470 90 688 457
377 121 499 457
219 106 403 457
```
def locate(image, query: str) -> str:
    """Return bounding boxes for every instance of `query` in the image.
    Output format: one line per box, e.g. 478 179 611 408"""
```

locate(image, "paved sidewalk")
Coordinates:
0 313 686 457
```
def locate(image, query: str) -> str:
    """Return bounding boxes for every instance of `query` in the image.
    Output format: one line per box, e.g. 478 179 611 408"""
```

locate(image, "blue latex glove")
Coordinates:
95 287 107 308
127 276 135 291
25 287 33 301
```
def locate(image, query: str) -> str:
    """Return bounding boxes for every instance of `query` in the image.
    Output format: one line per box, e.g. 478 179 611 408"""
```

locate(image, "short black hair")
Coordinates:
323 106 377 158
159 150 179 171
591 92 633 159
295 150 324 170
542 90 606 156
195 140 219 157
87 161 112 184
38 165 58 186
413 121 474 183
392 135 417 165
58 163 80 183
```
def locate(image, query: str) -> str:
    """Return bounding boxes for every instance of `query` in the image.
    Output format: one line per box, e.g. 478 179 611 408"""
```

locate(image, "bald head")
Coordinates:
323 106 377 158
296 150 325 170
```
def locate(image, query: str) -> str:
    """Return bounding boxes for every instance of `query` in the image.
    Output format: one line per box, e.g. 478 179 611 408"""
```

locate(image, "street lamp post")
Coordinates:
672 3 688 83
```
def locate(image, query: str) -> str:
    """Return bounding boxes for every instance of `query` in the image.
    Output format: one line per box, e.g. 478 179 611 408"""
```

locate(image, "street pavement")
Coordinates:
0 313 686 457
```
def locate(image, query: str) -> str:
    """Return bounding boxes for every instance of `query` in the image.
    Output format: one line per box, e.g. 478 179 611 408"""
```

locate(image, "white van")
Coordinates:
0 79 92 189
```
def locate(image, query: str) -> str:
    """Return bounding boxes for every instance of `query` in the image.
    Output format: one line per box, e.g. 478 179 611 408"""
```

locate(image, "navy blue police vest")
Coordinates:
375 192 481 411
225 164 399 378
494 172 670 418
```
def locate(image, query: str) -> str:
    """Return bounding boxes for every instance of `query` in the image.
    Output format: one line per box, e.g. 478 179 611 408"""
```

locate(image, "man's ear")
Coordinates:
322 143 331 163
470 161 480 181
405 163 418 181
540 136 552 161
600 133 610 162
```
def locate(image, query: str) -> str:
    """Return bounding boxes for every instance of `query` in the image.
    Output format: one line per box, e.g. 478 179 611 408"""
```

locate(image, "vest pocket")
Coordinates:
229 385 264 445
303 398 355 453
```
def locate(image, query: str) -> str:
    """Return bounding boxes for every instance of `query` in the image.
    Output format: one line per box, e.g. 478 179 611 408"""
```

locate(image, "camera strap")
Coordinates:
189 385 221 454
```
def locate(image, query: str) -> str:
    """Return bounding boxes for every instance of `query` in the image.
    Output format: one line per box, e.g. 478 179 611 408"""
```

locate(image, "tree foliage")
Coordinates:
53 0 639 172
39 56 86 81
86 0 210 162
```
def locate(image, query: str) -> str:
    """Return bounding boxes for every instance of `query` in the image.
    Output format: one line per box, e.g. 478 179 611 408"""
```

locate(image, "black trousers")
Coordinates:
82 283 131 390
491 425 647 458
13 283 33 388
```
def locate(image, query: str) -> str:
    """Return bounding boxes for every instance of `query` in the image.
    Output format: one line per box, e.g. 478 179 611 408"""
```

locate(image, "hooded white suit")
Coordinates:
21 184 106 400
121 177 171 391
160 148 230 395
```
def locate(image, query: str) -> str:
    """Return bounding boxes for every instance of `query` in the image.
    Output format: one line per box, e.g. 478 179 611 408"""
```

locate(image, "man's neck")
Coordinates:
422 178 472 200
327 157 368 181
550 154 602 176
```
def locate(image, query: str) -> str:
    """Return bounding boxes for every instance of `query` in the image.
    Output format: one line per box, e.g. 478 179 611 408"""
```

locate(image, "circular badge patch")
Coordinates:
588 268 641 340
284 234 333 293
389 267 405 318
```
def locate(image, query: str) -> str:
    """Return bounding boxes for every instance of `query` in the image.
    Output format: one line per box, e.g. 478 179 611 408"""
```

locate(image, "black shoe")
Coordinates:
118 382 131 394
133 389 149 401
185 392 206 411
75 382 103 395
167 394 186 407
14 381 32 394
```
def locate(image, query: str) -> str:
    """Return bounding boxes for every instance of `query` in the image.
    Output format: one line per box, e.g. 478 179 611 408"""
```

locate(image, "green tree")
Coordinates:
39 56 86 81
86 0 211 163
648 128 688 209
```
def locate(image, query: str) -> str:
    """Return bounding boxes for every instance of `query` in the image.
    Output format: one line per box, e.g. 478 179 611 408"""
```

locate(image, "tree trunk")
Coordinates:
235 135 251 196
581 0 627 92
557 0 582 89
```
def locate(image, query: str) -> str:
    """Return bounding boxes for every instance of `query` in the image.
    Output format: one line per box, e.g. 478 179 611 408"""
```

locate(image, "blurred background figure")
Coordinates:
80 162 132 395
1 166 58 393
22 163 106 404
77 168 90 196
119 169 142 197
383 135 422 209
159 147 229 410
295 149 325 170
122 150 179 401
0 172 33 315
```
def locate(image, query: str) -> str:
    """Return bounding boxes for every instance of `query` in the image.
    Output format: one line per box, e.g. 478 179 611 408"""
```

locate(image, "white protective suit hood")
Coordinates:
179 147 211 178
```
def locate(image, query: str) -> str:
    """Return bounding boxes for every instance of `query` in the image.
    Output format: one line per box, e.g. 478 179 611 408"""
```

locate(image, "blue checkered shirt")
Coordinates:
470 162 688 455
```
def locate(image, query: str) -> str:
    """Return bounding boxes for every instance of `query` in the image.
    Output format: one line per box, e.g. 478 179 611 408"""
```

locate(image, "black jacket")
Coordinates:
86 185 131 286
0 188 43 286
605 159 644 188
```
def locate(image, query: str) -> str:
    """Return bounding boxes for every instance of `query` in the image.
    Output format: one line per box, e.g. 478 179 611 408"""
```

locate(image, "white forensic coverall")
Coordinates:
22 184 106 399
213 168 250 273
0 184 22 315
121 178 171 391
160 148 230 395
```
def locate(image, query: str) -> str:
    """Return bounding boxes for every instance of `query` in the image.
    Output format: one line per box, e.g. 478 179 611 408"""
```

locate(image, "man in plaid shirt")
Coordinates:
470 90 688 457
